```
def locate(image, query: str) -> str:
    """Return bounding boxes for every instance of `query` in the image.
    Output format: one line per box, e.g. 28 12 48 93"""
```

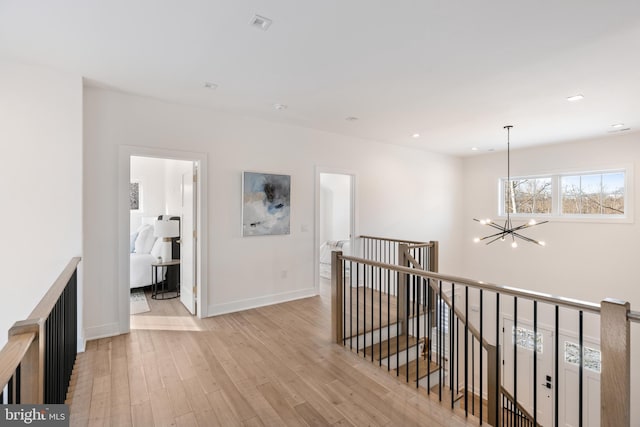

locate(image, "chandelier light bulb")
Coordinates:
539 241 546 246
480 219 487 225
528 219 537 226
473 237 480 243
511 241 518 248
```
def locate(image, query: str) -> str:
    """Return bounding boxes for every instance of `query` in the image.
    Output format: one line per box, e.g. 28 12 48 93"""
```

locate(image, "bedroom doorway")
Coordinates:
315 170 355 294
119 146 208 335
129 156 197 317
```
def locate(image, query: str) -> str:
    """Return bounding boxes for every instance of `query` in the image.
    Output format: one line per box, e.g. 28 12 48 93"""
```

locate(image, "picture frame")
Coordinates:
242 172 291 236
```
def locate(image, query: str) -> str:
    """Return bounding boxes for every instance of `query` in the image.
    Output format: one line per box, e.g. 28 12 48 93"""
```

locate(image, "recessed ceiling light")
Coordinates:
345 116 359 121
249 14 273 31
273 103 287 110
203 82 218 90
471 147 479 151
567 94 584 102
412 133 420 138
608 127 631 133
611 123 625 128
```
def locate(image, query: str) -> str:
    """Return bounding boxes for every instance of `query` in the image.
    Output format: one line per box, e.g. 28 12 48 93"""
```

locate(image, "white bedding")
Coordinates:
130 253 163 289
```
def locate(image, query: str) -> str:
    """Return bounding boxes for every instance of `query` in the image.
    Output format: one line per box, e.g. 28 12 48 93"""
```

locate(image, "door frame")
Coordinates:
314 166 357 293
118 145 208 334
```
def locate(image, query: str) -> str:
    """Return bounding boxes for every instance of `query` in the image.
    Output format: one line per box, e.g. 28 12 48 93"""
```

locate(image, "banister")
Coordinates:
359 235 436 246
338 254 602 314
0 257 80 404
500 385 540 427
332 245 635 426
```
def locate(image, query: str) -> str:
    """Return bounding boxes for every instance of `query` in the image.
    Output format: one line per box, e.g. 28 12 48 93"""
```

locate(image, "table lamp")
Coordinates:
154 219 179 262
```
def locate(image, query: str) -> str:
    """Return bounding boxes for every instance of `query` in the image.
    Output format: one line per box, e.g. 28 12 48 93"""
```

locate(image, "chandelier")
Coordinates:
473 125 547 248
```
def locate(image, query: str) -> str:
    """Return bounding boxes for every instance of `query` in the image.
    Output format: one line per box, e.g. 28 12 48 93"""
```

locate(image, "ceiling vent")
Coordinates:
250 14 272 31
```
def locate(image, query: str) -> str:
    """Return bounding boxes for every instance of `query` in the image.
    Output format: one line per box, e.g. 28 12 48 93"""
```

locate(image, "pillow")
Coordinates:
129 232 139 253
150 238 163 259
134 224 155 254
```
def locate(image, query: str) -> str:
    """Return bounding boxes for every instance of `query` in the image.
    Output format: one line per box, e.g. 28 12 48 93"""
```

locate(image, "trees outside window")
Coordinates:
500 170 626 219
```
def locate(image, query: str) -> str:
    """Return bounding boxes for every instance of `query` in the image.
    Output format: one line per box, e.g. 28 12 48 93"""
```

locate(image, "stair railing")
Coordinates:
0 257 80 404
331 248 637 426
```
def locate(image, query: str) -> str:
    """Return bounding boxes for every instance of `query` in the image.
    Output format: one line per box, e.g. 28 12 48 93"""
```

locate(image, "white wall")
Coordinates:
0 60 82 348
320 174 351 243
82 87 464 338
129 156 167 231
130 156 194 232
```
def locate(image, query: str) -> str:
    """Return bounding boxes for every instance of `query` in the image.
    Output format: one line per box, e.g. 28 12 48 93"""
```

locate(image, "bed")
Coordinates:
319 239 351 279
130 216 183 289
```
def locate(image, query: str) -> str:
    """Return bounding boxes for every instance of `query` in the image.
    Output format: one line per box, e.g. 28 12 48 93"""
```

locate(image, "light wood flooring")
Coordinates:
66 282 479 426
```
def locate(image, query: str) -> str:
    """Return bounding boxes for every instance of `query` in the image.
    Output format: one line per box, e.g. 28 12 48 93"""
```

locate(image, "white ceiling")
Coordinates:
1 0 639 156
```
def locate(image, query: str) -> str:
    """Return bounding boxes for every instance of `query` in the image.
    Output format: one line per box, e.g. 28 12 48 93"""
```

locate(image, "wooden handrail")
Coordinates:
359 235 436 246
28 257 81 321
500 385 540 427
338 254 602 314
400 244 489 347
0 332 36 392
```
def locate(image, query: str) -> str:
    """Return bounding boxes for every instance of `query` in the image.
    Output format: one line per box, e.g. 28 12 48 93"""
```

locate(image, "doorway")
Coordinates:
118 146 208 335
315 170 355 293
502 318 554 426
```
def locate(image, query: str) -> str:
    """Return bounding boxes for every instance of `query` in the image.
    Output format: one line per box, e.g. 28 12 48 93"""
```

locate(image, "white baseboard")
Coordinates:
208 288 317 316
83 322 120 342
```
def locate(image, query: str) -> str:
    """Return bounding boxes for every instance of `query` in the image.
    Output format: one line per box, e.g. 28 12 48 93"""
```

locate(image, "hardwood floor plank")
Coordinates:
175 412 198 427
294 401 332 427
206 390 242 427
131 401 154 427
149 387 177 427
193 409 222 427
256 382 305 427
109 403 133 427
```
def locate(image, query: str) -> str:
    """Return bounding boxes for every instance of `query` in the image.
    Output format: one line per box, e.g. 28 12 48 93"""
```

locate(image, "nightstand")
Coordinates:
151 259 180 300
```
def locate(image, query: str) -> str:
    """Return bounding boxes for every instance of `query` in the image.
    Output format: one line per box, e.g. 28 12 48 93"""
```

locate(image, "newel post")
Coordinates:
487 344 501 427
428 241 439 273
398 244 410 337
331 250 344 344
600 298 630 427
9 319 43 404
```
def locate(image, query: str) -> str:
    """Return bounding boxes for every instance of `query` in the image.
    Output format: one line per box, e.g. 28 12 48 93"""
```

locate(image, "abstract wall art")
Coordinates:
242 172 291 236
129 182 140 210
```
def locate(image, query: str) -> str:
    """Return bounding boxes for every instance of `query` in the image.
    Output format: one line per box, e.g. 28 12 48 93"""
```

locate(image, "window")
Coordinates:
500 169 628 220
504 177 552 215
564 342 601 373
561 172 624 216
512 326 543 353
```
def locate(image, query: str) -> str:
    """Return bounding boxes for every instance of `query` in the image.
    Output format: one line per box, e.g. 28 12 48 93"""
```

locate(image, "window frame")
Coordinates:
498 166 633 223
